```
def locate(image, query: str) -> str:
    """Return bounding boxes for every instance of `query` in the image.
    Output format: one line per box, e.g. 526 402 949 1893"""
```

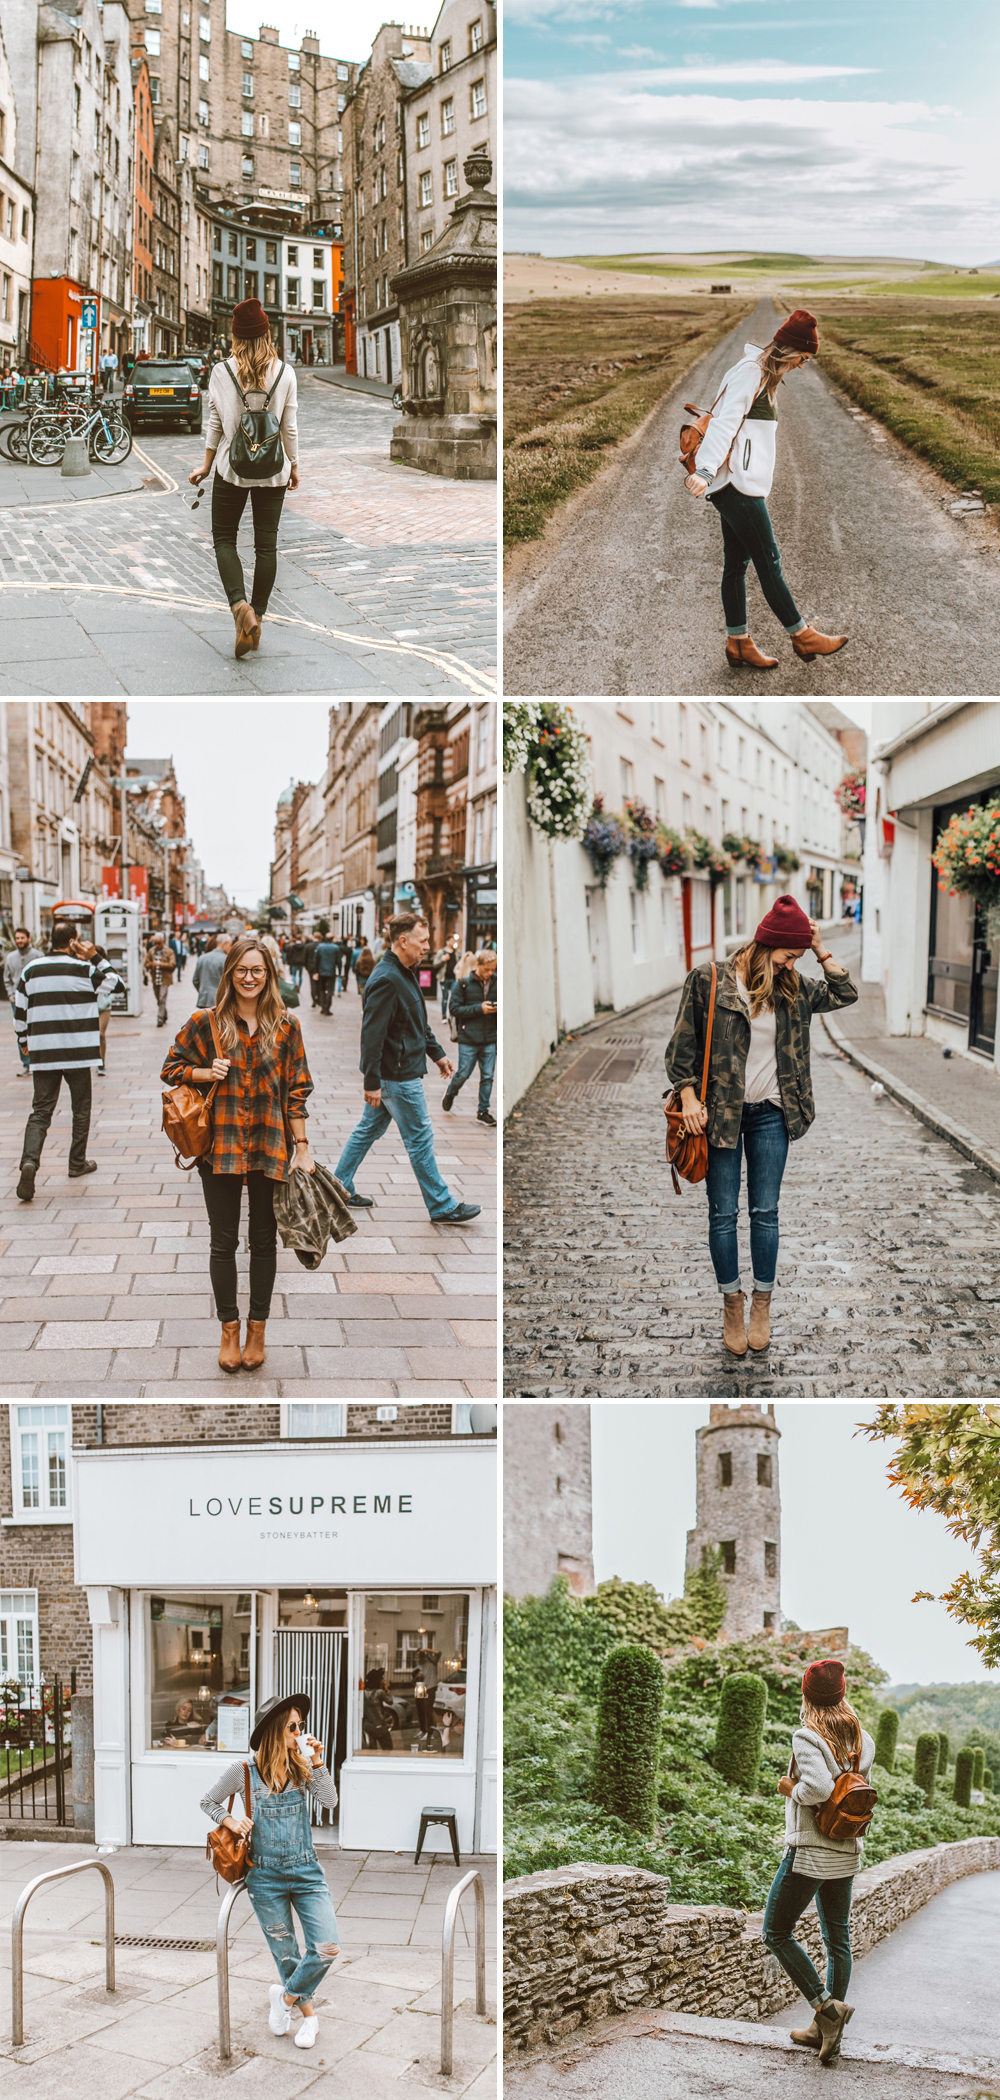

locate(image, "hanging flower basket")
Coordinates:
834 769 867 821
931 799 1000 932
656 826 687 879
581 797 628 887
503 703 542 776
773 844 801 874
721 831 763 871
623 799 659 890
705 848 733 888
525 704 592 841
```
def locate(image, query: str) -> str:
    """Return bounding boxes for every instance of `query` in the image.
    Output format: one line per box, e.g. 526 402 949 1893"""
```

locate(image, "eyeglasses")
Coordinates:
235 968 266 980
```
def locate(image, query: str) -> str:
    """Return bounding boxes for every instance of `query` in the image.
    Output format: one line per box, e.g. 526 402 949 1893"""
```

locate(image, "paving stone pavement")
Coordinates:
0 377 496 696
1 1840 497 2099
503 930 1000 1398
0 974 497 1397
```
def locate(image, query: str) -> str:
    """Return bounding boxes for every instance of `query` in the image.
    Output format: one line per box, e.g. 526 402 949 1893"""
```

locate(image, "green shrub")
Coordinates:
591 1644 664 1835
683 1546 728 1640
971 1748 986 1791
583 1577 695 1653
874 1709 900 1773
714 1672 768 1791
913 1733 939 1803
954 1747 975 1806
961 1727 1000 1791
985 1769 994 1793
937 1730 949 1774
504 1578 616 1703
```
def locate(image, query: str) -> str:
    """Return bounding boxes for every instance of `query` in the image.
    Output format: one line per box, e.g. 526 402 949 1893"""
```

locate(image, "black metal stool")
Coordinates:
414 1805 461 1867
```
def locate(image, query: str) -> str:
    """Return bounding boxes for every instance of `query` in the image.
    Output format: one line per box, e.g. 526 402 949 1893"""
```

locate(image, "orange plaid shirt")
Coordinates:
161 1009 313 1180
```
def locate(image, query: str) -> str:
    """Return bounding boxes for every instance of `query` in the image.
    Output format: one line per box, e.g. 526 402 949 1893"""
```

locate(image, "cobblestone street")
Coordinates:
0 972 497 1397
504 931 1000 1398
0 378 496 696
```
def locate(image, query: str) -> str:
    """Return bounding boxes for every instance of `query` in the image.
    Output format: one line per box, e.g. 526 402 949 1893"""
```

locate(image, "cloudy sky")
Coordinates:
224 1 423 63
590 1402 991 1688
125 701 331 910
505 0 999 262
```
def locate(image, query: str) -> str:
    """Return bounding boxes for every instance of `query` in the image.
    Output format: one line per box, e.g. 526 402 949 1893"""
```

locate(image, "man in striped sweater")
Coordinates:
15 924 123 1203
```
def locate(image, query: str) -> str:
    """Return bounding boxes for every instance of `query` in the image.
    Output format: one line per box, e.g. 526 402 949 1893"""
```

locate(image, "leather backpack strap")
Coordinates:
222 359 248 408
262 360 285 408
243 1763 252 1819
699 964 717 1104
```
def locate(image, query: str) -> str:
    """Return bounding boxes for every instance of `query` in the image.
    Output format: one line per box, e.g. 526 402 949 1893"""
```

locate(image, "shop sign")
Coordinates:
753 856 777 884
73 1442 496 1586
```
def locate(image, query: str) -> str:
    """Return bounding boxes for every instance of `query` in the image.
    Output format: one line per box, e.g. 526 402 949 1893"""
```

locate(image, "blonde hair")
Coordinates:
254 1706 312 1794
731 940 799 1018
455 950 478 981
231 331 279 394
757 339 809 404
215 935 288 1057
800 1695 864 1770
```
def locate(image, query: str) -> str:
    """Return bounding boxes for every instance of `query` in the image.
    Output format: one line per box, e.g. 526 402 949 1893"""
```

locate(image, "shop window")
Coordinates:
0 1589 40 1688
360 1591 469 1757
10 1406 72 1520
279 1590 347 1627
146 1593 254 1754
282 1403 346 1436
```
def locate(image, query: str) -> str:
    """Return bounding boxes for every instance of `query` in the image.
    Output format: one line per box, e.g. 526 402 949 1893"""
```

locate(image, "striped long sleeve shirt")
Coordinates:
14 953 123 1071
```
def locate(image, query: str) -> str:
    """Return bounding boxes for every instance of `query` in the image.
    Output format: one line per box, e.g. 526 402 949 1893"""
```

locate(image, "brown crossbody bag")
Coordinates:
662 963 717 1196
206 1762 252 1885
162 1008 225 1171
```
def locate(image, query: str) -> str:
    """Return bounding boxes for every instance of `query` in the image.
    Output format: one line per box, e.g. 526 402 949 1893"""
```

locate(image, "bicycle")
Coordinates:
5 393 91 463
28 399 133 466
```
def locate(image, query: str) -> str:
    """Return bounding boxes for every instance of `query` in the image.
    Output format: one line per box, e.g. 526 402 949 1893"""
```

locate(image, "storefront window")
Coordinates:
279 1590 347 1626
360 1591 469 1757
147 1593 253 1753
928 879 973 1019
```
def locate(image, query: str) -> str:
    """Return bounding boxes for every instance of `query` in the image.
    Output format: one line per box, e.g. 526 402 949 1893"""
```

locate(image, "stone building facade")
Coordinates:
685 1403 781 1640
404 0 496 258
0 23 34 363
341 23 432 385
410 702 471 949
503 1404 595 1601
30 0 135 369
150 113 181 354
5 703 118 938
131 53 155 351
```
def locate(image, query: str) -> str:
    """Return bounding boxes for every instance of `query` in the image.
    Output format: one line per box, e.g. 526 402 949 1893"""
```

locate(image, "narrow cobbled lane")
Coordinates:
504 935 1000 1398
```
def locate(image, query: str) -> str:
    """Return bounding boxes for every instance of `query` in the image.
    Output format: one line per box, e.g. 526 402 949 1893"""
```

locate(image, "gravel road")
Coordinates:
504 297 1000 697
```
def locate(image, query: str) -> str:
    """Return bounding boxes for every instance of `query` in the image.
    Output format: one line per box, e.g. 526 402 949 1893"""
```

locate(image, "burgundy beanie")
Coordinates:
802 1659 846 1708
754 894 813 948
231 298 270 341
774 308 819 355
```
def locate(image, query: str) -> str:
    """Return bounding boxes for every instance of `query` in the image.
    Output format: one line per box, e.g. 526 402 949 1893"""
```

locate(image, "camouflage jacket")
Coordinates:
664 957 859 1148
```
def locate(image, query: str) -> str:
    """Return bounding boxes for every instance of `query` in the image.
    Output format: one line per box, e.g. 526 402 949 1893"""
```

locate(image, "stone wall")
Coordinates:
503 1839 1000 2057
503 1405 594 1600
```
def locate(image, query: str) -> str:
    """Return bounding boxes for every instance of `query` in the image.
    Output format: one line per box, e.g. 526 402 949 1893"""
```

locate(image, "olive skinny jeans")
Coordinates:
211 476 286 615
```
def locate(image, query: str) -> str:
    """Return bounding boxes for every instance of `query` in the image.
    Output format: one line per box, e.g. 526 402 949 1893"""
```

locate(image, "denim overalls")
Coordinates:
246 1760 340 2002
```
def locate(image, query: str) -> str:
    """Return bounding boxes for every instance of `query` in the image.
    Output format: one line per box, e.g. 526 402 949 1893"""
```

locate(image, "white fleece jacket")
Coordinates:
694 342 774 498
780 1724 876 1879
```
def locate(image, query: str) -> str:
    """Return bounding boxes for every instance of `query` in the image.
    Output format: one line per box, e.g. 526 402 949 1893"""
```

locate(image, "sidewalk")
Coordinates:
1 1839 496 2099
310 366 396 402
0 437 152 509
822 975 1000 1186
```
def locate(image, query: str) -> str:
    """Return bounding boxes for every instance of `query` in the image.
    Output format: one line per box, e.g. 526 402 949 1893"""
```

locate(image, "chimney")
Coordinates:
259 23 279 43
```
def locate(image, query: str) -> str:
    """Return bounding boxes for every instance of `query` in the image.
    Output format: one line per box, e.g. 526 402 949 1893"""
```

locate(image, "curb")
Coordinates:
644 2010 1000 2082
821 1010 1000 1189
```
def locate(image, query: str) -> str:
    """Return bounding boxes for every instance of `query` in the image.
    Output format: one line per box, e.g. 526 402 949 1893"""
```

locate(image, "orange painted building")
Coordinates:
131 53 155 354
343 287 356 373
29 277 98 374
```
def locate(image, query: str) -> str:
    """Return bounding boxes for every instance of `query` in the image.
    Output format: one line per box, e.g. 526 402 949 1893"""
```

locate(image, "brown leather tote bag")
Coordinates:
663 963 717 1196
812 1752 878 1842
206 1761 253 1886
162 1008 225 1171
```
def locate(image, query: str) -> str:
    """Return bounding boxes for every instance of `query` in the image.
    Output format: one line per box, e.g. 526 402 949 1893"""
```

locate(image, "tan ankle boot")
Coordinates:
233 601 255 659
723 1291 747 1356
790 2012 822 2050
792 624 848 661
219 1321 242 1372
748 1290 771 1351
242 1318 266 1370
726 634 779 671
815 1998 854 2065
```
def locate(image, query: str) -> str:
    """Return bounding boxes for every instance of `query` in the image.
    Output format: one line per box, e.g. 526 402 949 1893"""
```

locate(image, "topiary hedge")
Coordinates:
937 1730 949 1774
714 1671 768 1791
874 1708 899 1773
971 1747 986 1791
985 1768 995 1793
953 1746 975 1807
591 1643 665 1835
913 1732 939 1803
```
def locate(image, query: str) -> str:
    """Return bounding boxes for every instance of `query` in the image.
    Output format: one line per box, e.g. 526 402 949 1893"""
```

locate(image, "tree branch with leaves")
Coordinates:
858 1405 1000 1670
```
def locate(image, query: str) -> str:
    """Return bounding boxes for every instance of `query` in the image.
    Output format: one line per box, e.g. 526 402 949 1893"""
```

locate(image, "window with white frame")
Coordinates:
289 121 301 146
441 96 454 135
0 1590 40 1687
281 1404 347 1437
630 888 645 961
241 111 253 136
470 18 483 50
416 112 430 148
199 54 209 81
10 1406 72 1520
470 78 486 117
444 157 458 197
620 756 634 800
653 775 665 819
420 170 432 206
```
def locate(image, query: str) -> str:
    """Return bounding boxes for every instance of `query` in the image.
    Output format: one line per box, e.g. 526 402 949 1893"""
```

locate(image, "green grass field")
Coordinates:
504 294 755 547
809 298 1000 507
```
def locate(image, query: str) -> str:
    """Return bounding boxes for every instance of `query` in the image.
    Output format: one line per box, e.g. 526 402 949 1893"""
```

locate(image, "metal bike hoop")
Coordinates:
216 1877 250 2061
440 1868 487 2077
11 1857 115 2047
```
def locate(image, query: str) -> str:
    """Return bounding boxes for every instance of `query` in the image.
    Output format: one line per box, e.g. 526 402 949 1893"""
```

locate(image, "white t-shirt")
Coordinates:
734 971 782 1107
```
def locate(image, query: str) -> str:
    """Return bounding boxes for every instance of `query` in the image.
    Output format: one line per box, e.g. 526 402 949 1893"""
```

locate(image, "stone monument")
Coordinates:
685 1403 782 1639
389 148 496 480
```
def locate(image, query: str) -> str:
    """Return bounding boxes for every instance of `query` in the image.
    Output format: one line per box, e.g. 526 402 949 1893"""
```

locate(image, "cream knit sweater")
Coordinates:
779 1724 876 1880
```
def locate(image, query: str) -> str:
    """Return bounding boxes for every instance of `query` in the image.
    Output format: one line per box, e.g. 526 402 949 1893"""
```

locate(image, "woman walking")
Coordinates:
201 1695 339 2052
93 944 114 1074
664 895 857 1356
685 311 849 670
189 297 299 659
763 1659 876 2065
160 934 314 1372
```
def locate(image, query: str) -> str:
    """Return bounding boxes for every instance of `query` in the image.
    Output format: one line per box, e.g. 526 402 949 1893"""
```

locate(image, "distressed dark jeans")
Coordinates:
709 483 805 637
705 1099 789 1293
211 475 286 615
197 1165 277 1321
763 1850 854 2006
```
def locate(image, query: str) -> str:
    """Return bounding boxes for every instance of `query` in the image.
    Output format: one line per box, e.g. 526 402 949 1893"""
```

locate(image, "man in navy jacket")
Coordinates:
334 912 481 1224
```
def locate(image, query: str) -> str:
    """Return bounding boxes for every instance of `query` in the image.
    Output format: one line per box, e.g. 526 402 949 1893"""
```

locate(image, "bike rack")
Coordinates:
11 1857 115 2047
440 1869 487 2077
216 1878 250 2061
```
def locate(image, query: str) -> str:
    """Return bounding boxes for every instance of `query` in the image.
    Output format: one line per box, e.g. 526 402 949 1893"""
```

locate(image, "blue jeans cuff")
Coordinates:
726 625 750 638
785 620 807 635
751 1278 775 1294
718 1278 741 1294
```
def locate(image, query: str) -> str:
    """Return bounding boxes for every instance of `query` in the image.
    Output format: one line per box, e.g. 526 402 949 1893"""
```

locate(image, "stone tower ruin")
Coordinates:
685 1403 781 1639
503 1405 595 1601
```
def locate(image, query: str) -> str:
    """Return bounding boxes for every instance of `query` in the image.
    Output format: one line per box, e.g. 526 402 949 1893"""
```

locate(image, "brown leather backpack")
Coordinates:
162 1008 225 1170
812 1753 878 1842
206 1762 252 1885
679 377 766 477
662 964 717 1196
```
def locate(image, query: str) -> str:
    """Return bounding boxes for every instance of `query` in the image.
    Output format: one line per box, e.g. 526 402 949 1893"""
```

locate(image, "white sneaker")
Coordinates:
295 2015 319 2049
269 1983 292 2034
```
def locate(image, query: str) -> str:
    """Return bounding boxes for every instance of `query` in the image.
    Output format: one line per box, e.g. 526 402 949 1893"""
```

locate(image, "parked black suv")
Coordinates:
122 360 203 432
